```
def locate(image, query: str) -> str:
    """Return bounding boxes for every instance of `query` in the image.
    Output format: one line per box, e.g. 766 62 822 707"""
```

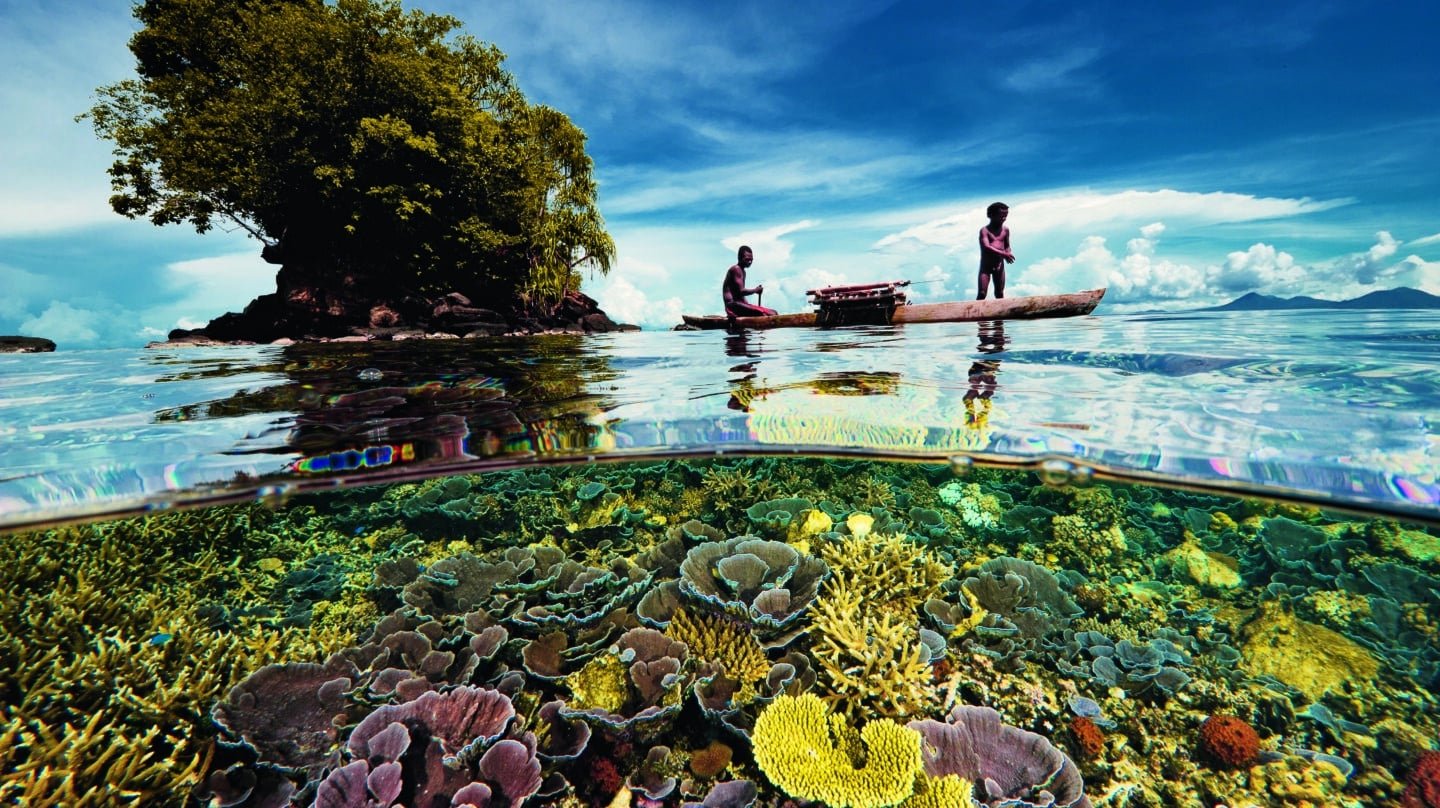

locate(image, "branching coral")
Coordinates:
805 533 951 719
0 507 358 806
665 608 771 705
751 693 922 808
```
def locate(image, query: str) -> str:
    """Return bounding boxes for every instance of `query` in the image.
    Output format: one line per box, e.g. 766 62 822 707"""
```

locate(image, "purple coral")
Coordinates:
211 654 358 775
908 705 1091 808
325 688 542 808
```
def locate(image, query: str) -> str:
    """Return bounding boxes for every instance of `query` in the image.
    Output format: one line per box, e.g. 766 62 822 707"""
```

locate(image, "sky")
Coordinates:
2 0 1439 345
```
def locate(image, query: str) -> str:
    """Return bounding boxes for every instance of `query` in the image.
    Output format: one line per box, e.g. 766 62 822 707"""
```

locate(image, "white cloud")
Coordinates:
19 302 101 346
588 275 683 330
874 189 1344 253
1409 232 1440 247
723 220 817 270
1209 243 1299 291
137 251 276 335
1140 222 1166 238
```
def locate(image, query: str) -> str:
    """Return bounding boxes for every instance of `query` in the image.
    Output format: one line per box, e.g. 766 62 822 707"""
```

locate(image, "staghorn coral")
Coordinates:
0 506 357 807
751 693 923 808
808 578 935 720
816 532 949 617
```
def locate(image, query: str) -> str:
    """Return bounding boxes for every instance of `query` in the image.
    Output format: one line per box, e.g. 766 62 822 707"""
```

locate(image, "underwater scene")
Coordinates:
4 457 1439 808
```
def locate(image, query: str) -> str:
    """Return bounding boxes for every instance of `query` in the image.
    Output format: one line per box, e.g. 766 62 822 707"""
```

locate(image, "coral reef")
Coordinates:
5 458 1437 807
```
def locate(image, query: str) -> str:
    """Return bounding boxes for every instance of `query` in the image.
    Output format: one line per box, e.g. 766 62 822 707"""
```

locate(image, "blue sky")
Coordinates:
2 0 1439 345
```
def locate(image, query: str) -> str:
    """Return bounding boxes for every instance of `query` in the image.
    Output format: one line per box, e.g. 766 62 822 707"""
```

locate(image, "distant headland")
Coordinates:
1199 286 1440 312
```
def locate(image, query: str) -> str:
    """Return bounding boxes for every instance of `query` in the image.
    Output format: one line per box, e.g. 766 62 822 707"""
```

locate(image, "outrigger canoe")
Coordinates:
681 285 1106 330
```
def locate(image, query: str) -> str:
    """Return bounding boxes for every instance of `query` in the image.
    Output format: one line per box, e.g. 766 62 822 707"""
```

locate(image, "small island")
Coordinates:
85 0 633 345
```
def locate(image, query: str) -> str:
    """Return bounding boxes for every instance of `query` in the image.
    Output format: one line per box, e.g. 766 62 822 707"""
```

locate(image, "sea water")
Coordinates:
0 310 1437 807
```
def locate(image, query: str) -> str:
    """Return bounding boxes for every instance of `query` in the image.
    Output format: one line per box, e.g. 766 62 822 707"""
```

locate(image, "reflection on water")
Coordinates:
2 457 1436 806
1 310 1438 529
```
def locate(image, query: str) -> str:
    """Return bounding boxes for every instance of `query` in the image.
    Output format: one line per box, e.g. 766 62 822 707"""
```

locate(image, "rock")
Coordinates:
0 336 57 353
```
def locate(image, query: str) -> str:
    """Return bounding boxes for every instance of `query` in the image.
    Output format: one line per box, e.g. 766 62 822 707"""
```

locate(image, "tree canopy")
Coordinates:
86 0 614 307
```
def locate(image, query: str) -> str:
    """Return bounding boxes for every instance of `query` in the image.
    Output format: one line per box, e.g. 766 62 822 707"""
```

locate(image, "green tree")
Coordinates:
85 0 613 310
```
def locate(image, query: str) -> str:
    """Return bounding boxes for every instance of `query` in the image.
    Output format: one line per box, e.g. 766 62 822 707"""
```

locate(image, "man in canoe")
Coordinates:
977 202 1014 299
723 245 777 319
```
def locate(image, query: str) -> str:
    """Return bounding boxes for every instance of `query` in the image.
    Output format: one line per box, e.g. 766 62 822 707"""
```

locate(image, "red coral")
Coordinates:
1197 715 1260 769
1403 751 1440 808
1069 716 1104 760
590 757 624 799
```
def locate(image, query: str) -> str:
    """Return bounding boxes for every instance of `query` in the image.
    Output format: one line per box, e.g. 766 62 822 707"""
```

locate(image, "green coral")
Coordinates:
752 694 922 808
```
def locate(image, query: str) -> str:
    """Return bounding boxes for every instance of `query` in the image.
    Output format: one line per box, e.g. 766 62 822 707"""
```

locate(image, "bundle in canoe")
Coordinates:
681 282 1106 330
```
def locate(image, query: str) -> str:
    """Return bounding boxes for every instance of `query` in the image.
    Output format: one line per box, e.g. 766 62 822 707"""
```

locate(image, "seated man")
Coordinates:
723 245 777 318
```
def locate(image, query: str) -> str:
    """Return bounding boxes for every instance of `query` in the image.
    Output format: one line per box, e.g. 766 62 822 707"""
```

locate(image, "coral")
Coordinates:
560 627 690 735
808 579 935 719
1238 601 1380 701
817 532 949 617
1197 715 1260 769
566 652 630 715
1068 716 1104 760
909 705 1091 808
0 505 356 805
900 774 974 808
1051 514 1129 567
1404 750 1440 808
751 694 922 808
647 536 830 645
688 739 733 778
1157 540 1242 590
665 608 770 704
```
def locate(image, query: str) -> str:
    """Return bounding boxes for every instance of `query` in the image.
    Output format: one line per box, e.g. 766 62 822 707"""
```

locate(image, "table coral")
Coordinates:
751 693 922 808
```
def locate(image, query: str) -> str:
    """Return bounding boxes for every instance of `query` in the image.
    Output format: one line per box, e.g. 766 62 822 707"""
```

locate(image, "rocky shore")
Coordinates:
155 264 636 347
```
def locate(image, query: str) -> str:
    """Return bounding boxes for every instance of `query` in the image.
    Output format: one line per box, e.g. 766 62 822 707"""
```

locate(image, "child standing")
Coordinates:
977 202 1014 299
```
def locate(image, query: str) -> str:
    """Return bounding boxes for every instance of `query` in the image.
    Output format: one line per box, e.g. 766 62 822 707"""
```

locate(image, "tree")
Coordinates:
85 0 613 311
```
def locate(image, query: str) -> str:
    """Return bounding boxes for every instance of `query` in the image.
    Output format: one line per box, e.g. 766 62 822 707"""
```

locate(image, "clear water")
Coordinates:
1 310 1438 807
1 310 1437 530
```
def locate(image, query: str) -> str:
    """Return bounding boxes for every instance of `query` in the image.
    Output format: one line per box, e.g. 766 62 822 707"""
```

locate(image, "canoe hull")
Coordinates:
681 288 1106 330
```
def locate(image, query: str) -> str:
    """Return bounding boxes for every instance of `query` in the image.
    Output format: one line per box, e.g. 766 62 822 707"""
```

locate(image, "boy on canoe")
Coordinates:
723 245 777 318
977 202 1014 299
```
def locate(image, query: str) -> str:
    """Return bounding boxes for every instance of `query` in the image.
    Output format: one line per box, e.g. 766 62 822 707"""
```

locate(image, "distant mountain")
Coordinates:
1204 286 1440 311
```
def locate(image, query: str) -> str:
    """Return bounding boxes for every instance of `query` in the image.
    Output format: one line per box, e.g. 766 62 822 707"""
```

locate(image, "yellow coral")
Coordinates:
752 694 922 808
817 533 949 617
789 508 834 542
899 773 974 808
666 609 770 704
565 652 629 714
846 512 875 538
809 580 932 719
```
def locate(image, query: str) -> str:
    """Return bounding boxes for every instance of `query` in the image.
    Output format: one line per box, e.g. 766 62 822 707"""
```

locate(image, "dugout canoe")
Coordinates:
680 287 1106 330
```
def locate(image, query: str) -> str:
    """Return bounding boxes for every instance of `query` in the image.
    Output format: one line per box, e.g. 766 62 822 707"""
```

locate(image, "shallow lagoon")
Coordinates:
3 458 1438 807
1 309 1439 806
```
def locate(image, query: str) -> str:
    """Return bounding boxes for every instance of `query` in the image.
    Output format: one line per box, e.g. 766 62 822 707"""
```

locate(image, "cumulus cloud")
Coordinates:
588 275 683 330
1209 243 1300 291
722 220 817 269
19 302 101 347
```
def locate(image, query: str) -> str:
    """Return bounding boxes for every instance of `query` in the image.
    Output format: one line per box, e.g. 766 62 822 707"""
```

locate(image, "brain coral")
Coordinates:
1197 715 1261 769
751 693 922 808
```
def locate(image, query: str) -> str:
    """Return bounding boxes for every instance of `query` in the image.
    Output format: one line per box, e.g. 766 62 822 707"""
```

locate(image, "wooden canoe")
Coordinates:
681 288 1106 330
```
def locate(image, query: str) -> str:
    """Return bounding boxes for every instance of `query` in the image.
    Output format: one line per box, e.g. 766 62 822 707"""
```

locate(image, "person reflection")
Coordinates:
725 329 762 410
964 320 1007 428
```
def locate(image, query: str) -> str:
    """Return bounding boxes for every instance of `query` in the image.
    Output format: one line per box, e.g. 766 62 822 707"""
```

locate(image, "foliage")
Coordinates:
84 0 613 306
